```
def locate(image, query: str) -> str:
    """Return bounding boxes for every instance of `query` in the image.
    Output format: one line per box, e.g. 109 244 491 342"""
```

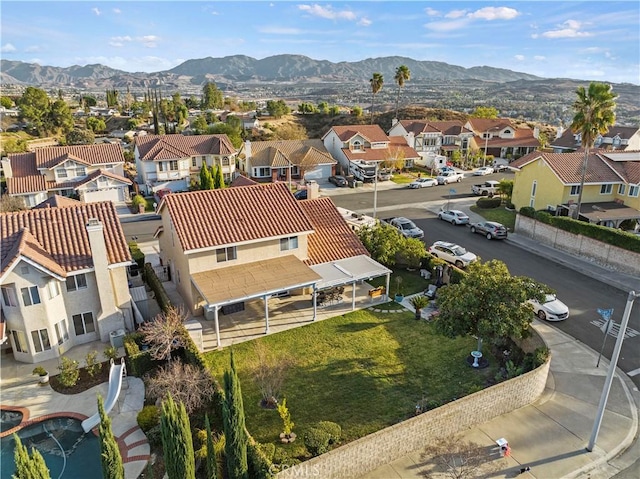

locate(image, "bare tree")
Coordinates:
146 359 215 414
139 305 188 361
250 341 292 408
421 437 498 479
0 195 27 212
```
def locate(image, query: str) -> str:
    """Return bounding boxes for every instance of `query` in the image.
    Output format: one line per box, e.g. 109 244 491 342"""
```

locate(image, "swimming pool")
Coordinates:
0 409 24 433
0 417 102 478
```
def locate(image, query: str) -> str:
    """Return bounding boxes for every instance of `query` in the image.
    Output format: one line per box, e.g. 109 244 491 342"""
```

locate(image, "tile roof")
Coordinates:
551 129 579 149
324 125 390 143
248 140 335 169
1 201 131 278
7 143 126 170
74 169 132 188
136 134 237 161
298 197 369 265
229 175 259 187
509 150 639 184
399 120 472 136
466 118 513 134
34 195 81 209
159 182 315 252
341 136 420 162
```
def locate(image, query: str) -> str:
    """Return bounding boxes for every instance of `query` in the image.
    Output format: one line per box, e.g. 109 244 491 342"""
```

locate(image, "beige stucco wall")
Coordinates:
515 214 640 275
278 349 550 479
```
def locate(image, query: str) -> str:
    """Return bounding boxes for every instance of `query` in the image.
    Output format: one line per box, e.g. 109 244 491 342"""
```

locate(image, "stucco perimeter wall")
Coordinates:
277 350 550 479
515 215 640 275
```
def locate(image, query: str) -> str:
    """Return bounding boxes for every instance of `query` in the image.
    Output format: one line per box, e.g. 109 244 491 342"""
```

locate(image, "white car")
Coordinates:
408 177 438 189
437 209 470 225
528 294 570 321
473 166 494 176
428 241 477 268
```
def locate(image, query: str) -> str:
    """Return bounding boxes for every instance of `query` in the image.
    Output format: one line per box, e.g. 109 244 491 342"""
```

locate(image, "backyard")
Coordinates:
203 307 499 459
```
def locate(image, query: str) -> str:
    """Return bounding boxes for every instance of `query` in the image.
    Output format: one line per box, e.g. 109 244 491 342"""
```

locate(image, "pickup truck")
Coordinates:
436 171 464 184
471 180 501 197
381 217 424 239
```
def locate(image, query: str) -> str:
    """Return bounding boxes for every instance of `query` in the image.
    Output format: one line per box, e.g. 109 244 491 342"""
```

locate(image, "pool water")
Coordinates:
0 417 102 478
0 409 23 433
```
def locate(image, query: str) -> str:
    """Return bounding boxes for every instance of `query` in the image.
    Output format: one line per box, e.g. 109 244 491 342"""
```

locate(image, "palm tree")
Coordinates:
570 82 617 219
394 65 411 120
369 73 384 124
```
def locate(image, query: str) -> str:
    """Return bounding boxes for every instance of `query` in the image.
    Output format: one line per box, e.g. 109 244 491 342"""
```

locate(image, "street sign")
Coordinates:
449 188 456 194
597 308 613 320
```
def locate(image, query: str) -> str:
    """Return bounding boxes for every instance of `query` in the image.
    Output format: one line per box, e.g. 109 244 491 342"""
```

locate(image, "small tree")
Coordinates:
85 350 102 378
13 434 51 479
357 223 402 267
58 356 80 388
250 341 291 408
223 350 249 479
0 195 27 213
146 359 214 414
277 398 295 439
98 395 125 479
397 237 426 269
204 414 218 479
138 305 188 361
161 395 195 479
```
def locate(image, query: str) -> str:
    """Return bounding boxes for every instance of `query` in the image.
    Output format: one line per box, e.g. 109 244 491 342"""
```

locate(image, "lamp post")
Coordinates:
587 290 639 451
483 131 489 167
373 162 379 219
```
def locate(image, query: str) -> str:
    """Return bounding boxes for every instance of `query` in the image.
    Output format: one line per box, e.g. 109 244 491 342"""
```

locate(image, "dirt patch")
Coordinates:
49 360 112 395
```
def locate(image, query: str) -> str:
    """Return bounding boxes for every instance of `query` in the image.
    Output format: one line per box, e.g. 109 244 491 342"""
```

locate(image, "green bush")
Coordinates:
523 346 550 372
476 197 502 209
315 421 341 445
128 241 145 269
143 263 171 312
58 356 80 388
104 345 119 362
145 424 163 448
247 438 273 479
131 194 147 209
137 405 160 432
303 426 332 456
519 206 536 217
85 350 102 378
123 333 158 378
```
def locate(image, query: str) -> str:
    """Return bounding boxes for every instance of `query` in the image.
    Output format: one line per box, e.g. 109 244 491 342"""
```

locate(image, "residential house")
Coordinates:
551 125 640 153
510 150 640 226
2 144 131 207
0 201 134 363
238 139 336 183
155 182 390 347
465 118 539 160
322 124 420 174
134 134 237 194
388 119 474 160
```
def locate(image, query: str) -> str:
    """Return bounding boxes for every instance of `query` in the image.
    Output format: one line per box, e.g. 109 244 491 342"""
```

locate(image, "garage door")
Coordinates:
304 165 331 181
83 188 122 203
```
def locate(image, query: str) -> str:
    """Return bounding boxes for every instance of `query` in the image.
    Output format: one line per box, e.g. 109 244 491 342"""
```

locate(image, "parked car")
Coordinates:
408 177 438 189
437 209 470 225
528 294 570 321
428 241 477 268
437 166 455 175
378 168 393 181
436 171 464 184
473 166 494 176
328 175 348 187
470 221 508 240
293 189 307 200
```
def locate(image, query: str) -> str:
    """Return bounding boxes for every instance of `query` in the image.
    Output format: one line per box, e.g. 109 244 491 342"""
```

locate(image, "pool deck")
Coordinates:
0 343 149 479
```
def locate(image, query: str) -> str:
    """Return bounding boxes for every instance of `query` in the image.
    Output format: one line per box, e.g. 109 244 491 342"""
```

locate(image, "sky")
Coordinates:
1 1 639 84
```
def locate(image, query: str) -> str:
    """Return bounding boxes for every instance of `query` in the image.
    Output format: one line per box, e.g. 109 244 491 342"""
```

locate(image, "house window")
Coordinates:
54 319 69 345
619 184 626 195
570 185 581 196
11 330 28 353
31 328 51 353
280 236 299 251
169 160 178 171
1 285 18 307
158 162 165 172
56 168 68 178
352 140 363 151
73 312 96 335
629 185 639 197
222 157 230 166
66 274 87 292
21 286 41 306
216 246 237 263
192 157 197 167
531 181 537 197
292 166 300 176
97 176 108 185
46 279 61 299
253 167 270 178
600 184 613 195
76 166 86 177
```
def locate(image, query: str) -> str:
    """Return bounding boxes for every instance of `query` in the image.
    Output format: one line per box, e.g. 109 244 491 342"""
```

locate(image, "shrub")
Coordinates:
145 424 163 448
131 194 147 210
143 263 171 312
58 356 80 388
104 345 119 362
523 346 550 372
519 206 536 217
315 421 341 445
137 405 160 432
85 350 102 378
476 197 501 209
123 333 158 378
128 241 145 269
303 426 331 456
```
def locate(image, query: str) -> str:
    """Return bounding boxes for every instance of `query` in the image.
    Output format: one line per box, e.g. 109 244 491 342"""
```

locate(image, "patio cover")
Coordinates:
310 255 392 290
192 255 322 307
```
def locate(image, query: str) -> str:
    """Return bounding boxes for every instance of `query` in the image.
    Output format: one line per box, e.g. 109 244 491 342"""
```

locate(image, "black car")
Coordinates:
328 175 348 187
470 221 508 240
293 189 308 200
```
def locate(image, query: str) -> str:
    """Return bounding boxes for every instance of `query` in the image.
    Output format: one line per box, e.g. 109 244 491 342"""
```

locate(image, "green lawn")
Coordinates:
470 205 517 231
203 309 498 450
368 269 428 296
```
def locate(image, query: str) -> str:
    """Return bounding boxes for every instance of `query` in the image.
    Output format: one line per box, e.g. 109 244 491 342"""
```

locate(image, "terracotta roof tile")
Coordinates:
248 140 335 168
229 175 259 187
136 134 237 161
342 136 420 162
298 197 369 265
399 120 472 136
160 183 314 252
34 195 81 209
466 118 513 134
74 169 132 188
25 143 126 169
325 125 390 143
1 201 131 277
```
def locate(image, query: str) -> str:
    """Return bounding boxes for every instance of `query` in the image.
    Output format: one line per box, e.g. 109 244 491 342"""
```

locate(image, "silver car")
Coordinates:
428 241 477 268
437 209 470 225
470 221 508 240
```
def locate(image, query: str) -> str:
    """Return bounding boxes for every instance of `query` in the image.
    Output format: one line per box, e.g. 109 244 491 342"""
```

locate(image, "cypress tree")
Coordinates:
161 394 195 479
98 395 125 479
200 164 213 190
13 434 51 479
223 350 248 479
214 163 226 189
205 414 217 479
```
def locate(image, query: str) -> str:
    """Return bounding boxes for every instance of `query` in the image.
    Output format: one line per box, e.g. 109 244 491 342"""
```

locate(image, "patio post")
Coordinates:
351 281 356 310
312 285 317 321
385 273 391 301
264 295 270 334
214 306 221 348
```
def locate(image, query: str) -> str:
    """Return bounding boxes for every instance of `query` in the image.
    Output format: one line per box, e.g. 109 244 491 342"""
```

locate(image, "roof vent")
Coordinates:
87 218 100 227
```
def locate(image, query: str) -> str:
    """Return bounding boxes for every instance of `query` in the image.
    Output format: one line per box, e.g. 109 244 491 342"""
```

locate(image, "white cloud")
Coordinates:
260 27 303 35
424 19 469 32
25 45 42 53
425 7 439 17
534 55 546 61
113 8 121 14
358 17 372 27
468 7 519 21
1 43 16 53
297 4 356 21
92 7 101 16
445 10 467 19
514 54 525 61
140 35 159 48
541 20 593 38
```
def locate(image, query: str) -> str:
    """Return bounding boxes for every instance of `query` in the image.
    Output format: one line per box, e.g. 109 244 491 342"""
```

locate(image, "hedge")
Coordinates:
143 263 172 312
128 241 145 269
476 197 502 209
123 332 160 377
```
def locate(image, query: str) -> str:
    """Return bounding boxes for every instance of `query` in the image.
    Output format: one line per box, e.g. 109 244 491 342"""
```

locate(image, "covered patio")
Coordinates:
557 201 640 228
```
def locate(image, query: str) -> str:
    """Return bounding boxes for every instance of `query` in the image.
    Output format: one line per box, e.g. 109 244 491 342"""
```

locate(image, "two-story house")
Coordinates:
134 134 237 195
3 144 131 207
510 150 640 226
388 119 474 160
237 139 336 183
155 182 390 347
322 125 420 175
465 118 539 160
551 125 640 153
0 201 134 363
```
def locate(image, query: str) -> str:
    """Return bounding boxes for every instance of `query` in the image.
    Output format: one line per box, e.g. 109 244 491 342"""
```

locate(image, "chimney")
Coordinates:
533 126 539 140
391 118 398 127
244 140 252 159
307 182 320 200
86 218 124 341
556 125 564 139
1 158 13 178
